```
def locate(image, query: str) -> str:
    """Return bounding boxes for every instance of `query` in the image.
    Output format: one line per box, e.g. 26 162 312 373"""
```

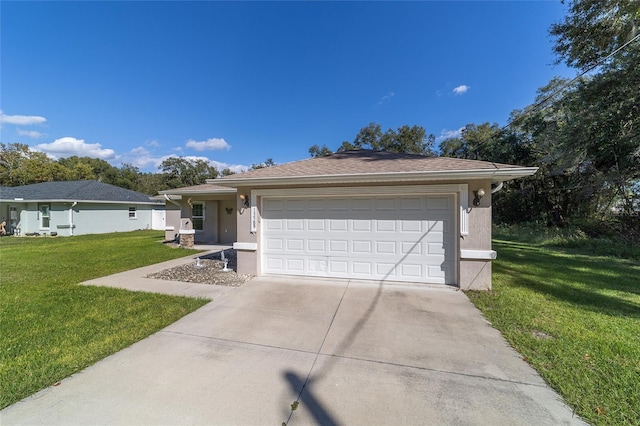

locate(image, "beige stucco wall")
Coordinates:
234 180 497 290
235 187 259 275
218 199 237 243
176 195 237 244
460 179 493 290
164 203 181 241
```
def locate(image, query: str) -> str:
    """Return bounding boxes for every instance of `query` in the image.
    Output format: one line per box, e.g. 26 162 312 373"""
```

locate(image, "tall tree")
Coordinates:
249 158 276 170
309 123 436 157
550 0 640 71
159 157 218 189
0 143 68 186
550 0 640 218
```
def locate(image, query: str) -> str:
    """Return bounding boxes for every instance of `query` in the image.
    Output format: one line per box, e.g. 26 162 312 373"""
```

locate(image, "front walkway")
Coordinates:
82 245 233 299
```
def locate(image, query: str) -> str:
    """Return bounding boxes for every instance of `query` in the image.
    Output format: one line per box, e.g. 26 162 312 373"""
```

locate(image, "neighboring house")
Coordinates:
0 180 165 236
162 150 537 290
158 183 237 244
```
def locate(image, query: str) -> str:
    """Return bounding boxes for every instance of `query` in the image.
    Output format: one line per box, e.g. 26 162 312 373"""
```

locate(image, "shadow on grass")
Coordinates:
494 240 640 318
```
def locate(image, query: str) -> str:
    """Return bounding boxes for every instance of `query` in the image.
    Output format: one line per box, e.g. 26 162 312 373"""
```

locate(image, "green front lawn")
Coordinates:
0 231 209 409
467 227 640 425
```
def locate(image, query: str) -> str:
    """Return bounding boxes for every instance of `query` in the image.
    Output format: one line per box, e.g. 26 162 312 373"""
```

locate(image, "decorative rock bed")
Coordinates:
147 250 253 287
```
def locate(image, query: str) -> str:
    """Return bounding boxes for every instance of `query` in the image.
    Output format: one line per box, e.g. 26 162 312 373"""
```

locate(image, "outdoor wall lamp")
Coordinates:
239 194 250 209
473 188 485 206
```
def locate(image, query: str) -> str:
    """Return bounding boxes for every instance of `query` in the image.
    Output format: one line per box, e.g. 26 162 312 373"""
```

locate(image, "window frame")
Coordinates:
128 207 137 219
39 204 50 230
192 202 204 232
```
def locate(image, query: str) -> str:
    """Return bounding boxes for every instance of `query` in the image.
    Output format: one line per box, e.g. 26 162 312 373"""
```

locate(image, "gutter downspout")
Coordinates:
70 202 77 236
163 194 182 208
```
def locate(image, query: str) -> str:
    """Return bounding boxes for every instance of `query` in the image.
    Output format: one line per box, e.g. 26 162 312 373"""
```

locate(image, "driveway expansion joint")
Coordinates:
159 330 320 356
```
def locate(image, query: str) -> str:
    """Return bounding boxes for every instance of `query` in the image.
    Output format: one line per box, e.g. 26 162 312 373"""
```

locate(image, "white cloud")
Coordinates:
436 127 463 142
17 129 44 138
0 110 47 126
208 159 248 174
377 92 395 105
36 137 116 160
145 139 160 148
453 85 470 95
185 138 231 152
115 146 157 170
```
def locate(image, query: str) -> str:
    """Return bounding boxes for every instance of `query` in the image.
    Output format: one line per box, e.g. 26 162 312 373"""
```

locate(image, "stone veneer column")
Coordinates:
179 229 195 248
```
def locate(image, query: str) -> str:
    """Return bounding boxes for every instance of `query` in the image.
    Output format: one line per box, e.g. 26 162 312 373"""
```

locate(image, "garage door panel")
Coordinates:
400 197 422 210
401 264 423 278
262 195 456 285
329 240 348 253
328 260 348 274
376 220 396 232
287 258 305 272
307 219 325 231
265 199 284 211
266 238 284 250
307 239 325 252
286 239 304 252
426 197 450 210
375 198 396 210
266 219 283 231
308 199 325 210
352 262 372 275
427 242 445 255
375 241 397 254
400 220 420 232
286 219 304 231
266 257 284 271
329 219 348 231
352 199 371 210
401 242 422 255
352 240 372 254
352 219 371 231
329 199 348 210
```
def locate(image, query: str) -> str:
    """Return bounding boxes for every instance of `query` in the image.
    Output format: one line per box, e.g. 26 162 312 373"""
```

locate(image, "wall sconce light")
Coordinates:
225 207 233 215
473 188 485 206
239 194 250 209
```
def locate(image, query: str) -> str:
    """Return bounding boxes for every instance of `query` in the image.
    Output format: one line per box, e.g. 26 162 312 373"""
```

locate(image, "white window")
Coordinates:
39 205 50 229
128 207 137 219
192 203 204 231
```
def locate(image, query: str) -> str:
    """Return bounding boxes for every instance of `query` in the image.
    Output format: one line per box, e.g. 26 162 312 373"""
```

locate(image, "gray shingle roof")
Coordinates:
221 150 522 180
0 180 156 203
158 183 235 195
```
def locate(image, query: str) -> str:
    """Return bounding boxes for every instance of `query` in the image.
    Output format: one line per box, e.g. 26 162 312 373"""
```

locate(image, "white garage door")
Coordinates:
261 195 456 284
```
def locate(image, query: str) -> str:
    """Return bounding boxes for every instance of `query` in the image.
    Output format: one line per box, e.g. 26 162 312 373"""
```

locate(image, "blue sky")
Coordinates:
1 1 573 173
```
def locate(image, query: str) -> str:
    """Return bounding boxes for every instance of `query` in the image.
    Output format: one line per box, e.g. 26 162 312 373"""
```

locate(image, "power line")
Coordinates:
497 31 640 135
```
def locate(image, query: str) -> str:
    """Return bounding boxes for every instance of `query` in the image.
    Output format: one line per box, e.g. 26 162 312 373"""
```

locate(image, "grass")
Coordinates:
467 225 640 425
0 231 209 409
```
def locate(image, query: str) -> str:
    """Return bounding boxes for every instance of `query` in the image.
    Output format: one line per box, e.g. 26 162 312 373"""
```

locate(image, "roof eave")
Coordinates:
0 199 161 205
213 167 539 188
159 187 236 196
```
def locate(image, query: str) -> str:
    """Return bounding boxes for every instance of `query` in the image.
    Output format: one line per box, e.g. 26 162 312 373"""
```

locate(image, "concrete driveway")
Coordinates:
2 275 585 425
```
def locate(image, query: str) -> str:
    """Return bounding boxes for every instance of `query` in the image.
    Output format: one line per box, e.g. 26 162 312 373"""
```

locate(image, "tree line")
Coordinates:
0 144 223 194
0 143 278 195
